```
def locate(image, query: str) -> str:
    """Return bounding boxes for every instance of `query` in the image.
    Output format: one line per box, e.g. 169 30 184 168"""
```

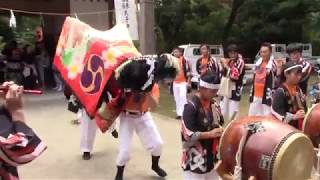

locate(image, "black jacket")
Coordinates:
181 95 224 174
196 56 220 76
221 54 245 101
249 58 277 106
271 84 307 129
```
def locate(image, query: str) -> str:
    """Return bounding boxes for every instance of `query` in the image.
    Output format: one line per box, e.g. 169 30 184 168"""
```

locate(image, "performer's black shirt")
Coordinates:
271 84 307 129
181 95 223 174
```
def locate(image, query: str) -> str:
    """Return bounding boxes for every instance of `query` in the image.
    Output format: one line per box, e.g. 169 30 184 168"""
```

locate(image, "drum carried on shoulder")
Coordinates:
218 116 314 180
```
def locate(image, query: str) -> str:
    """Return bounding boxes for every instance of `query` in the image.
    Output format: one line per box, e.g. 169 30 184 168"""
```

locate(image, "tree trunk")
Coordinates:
222 0 246 41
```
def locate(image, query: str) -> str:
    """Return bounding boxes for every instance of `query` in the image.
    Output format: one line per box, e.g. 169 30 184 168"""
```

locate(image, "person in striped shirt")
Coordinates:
286 43 312 94
220 44 245 121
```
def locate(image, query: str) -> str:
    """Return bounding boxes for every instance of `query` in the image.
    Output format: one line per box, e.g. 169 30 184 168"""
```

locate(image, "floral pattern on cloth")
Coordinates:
54 17 141 117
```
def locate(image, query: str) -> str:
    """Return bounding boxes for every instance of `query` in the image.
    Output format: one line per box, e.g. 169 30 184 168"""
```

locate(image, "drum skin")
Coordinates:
303 103 320 147
219 116 314 180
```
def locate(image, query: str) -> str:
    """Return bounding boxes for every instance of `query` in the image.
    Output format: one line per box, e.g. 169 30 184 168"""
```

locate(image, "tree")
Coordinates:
222 0 246 41
155 0 229 51
155 0 320 58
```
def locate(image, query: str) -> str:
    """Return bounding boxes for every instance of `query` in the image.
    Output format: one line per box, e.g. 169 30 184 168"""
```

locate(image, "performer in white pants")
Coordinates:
173 82 188 118
117 112 163 165
220 44 245 121
248 97 272 116
248 42 278 116
115 84 167 180
172 47 191 119
79 108 97 160
220 98 240 119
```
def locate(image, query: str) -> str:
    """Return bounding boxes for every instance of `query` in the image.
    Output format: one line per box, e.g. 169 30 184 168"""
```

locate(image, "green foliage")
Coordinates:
156 0 320 58
155 0 229 51
304 10 320 55
0 16 14 44
0 15 41 48
13 15 41 45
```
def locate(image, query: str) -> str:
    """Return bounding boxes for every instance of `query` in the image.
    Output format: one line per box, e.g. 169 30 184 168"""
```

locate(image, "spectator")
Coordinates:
34 26 50 89
22 44 38 89
3 41 24 85
172 47 192 119
196 44 220 77
220 44 245 121
248 42 277 116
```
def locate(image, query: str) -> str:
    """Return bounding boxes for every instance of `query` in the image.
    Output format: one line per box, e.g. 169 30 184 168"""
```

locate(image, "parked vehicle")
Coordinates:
297 43 320 66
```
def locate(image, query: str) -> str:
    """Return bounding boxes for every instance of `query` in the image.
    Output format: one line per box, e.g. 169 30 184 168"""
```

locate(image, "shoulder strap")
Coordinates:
278 86 288 96
189 95 201 111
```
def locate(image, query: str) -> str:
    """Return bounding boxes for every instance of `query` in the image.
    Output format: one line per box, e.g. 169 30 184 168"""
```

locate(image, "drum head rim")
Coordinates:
302 104 317 132
218 118 235 160
272 132 314 180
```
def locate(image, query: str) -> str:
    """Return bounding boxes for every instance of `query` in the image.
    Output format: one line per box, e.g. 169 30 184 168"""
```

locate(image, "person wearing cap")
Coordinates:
286 43 312 94
271 61 307 130
181 72 224 180
220 44 245 121
172 47 192 119
248 42 278 116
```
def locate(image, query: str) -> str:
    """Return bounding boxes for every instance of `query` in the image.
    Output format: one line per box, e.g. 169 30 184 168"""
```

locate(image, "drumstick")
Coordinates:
0 86 43 95
230 111 237 122
295 93 304 110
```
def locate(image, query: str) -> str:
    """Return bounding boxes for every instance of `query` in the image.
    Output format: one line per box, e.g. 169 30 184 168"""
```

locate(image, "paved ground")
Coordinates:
15 76 318 179
18 90 184 180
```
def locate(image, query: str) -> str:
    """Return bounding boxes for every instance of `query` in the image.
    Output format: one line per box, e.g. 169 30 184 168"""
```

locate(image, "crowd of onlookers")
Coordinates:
0 27 63 91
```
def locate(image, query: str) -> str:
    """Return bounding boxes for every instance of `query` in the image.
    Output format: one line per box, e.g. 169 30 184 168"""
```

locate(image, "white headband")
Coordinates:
199 80 220 90
284 64 302 73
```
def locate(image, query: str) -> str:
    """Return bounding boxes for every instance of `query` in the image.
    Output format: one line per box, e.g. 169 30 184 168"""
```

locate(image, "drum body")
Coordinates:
303 103 320 147
219 116 314 180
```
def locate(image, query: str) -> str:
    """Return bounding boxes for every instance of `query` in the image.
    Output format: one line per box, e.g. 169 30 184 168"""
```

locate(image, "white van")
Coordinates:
178 44 224 86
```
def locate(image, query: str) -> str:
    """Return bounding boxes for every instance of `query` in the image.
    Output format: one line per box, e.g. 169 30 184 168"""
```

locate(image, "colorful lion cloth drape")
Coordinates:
54 17 141 118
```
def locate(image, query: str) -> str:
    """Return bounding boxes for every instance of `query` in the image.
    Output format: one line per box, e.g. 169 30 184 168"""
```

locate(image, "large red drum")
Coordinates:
303 103 320 147
219 116 314 180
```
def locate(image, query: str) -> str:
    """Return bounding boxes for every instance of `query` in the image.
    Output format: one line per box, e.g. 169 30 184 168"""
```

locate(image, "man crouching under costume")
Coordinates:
96 54 180 180
0 82 46 179
181 72 224 180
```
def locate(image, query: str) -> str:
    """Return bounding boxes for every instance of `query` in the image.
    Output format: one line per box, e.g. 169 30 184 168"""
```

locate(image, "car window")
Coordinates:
303 45 310 51
211 48 220 55
181 48 185 54
193 47 221 56
275 46 284 52
193 48 201 56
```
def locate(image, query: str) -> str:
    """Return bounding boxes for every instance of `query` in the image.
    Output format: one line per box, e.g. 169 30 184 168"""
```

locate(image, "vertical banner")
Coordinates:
114 0 139 40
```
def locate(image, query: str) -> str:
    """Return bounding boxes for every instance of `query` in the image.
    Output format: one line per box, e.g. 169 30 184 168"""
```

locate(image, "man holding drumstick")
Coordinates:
181 72 224 180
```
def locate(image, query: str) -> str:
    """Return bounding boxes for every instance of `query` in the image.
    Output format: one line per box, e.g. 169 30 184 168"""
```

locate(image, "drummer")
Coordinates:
181 72 224 180
271 61 307 130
